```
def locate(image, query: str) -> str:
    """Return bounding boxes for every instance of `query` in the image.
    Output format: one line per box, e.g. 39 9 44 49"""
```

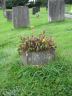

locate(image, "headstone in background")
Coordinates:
46 5 48 11
46 5 48 13
12 6 30 28
32 7 40 15
3 10 6 18
48 0 65 22
38 7 40 12
6 11 13 22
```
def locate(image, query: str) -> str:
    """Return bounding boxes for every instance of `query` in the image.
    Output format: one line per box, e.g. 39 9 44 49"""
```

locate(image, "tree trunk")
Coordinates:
1 0 6 9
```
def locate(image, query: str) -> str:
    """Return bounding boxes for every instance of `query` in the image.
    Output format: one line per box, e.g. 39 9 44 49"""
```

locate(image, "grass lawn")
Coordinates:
0 5 72 96
65 4 72 12
65 4 72 15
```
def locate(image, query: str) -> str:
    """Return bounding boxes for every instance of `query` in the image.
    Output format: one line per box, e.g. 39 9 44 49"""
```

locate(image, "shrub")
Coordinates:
28 1 42 8
6 0 13 9
17 28 57 55
6 0 29 9
28 1 35 8
35 1 42 7
65 0 72 4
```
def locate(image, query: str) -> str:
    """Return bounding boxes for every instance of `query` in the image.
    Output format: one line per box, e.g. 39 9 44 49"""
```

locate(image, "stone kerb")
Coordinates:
48 0 65 22
20 48 55 66
12 6 30 28
6 11 13 22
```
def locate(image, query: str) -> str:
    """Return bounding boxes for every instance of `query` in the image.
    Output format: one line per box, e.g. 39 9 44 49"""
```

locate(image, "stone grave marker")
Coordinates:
48 0 65 22
3 10 6 18
46 5 48 11
32 7 40 15
12 6 30 28
6 11 13 22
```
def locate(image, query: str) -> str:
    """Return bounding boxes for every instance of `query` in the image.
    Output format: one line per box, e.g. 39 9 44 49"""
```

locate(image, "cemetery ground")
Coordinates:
0 6 72 95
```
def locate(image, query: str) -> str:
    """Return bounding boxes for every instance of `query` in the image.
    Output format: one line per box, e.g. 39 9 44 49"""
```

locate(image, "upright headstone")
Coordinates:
46 5 48 11
46 5 48 13
48 0 65 22
38 7 40 12
6 11 13 22
3 10 6 18
32 7 39 15
12 6 30 28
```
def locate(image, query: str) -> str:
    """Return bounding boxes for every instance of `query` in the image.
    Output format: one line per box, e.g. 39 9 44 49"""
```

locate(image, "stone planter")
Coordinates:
20 48 55 66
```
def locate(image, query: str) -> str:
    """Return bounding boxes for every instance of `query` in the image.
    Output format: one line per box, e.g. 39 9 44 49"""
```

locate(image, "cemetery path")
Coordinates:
65 14 72 19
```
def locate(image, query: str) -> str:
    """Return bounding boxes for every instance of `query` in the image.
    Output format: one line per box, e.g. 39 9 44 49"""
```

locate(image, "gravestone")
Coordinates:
38 7 40 12
46 5 48 13
46 5 48 11
3 10 6 18
48 0 65 22
6 11 13 22
32 7 40 15
12 6 30 28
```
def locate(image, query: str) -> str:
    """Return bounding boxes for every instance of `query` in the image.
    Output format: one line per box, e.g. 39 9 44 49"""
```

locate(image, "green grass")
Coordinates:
0 6 72 96
65 4 72 14
65 4 72 11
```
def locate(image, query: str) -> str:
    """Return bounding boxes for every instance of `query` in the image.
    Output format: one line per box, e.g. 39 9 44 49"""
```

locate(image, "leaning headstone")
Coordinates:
12 6 30 28
6 11 13 22
32 7 39 15
3 10 6 18
48 0 65 22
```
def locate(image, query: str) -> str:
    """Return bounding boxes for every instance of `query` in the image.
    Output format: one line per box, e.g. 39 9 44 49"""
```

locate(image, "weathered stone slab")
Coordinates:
20 48 55 66
3 10 6 18
12 6 30 28
48 0 65 22
65 14 72 19
6 11 13 22
32 7 39 15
